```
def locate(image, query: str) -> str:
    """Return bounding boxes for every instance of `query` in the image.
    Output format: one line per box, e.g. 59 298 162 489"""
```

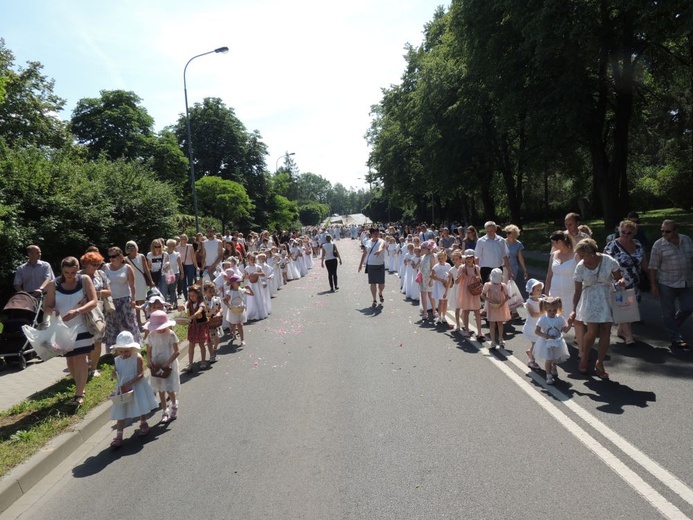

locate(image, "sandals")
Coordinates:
70 395 85 408
199 361 209 370
110 436 123 448
139 422 150 436
527 360 541 370
379 294 384 303
594 362 610 379
372 301 377 308
161 410 170 424
170 402 178 420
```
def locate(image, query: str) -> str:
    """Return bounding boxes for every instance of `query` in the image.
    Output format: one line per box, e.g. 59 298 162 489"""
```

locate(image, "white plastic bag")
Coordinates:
611 287 640 324
22 313 77 359
22 323 63 360
506 279 524 310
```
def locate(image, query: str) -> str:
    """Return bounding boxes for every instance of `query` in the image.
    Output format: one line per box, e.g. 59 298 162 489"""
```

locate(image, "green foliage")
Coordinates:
298 202 330 226
269 194 300 231
70 89 154 160
196 176 253 230
0 39 69 149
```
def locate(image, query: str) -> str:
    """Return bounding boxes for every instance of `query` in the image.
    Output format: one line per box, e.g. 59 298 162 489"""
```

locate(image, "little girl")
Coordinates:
401 243 414 294
458 249 484 340
223 273 253 346
407 246 422 302
431 250 451 325
523 279 544 370
481 268 511 349
533 297 573 384
447 250 462 331
244 253 268 321
418 241 436 320
145 310 180 423
203 281 223 363
184 284 208 372
387 237 397 273
110 331 158 448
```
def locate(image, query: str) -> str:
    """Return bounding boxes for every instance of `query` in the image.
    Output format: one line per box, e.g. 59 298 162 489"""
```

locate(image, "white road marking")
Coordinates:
479 346 690 520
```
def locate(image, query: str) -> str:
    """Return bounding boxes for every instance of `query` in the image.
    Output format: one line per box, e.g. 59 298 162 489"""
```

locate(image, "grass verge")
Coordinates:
0 356 118 477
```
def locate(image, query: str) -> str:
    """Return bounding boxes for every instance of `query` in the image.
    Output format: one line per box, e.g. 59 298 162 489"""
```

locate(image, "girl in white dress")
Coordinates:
522 279 544 370
244 254 268 321
303 238 314 268
431 251 451 325
387 237 398 273
203 281 223 362
447 250 462 330
533 297 574 385
401 244 414 293
256 253 273 315
109 331 159 448
292 242 306 277
145 310 180 423
284 245 300 281
223 273 253 346
407 247 422 301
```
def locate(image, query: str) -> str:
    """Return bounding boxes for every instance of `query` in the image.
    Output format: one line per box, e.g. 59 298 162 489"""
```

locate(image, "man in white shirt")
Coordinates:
202 228 223 281
475 221 513 283
358 228 386 307
13 245 55 295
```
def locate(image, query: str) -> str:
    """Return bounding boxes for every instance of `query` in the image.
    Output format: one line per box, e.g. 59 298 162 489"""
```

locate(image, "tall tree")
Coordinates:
70 89 154 160
0 39 68 149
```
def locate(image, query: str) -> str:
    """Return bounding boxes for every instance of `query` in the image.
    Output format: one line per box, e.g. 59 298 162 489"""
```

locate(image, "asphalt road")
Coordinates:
5 240 693 520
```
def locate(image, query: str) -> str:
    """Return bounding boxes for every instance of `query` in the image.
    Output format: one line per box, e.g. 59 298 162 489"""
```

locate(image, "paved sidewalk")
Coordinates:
0 356 70 413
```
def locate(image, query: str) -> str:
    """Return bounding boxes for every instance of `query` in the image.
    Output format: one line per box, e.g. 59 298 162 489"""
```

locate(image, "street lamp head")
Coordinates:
215 46 229 54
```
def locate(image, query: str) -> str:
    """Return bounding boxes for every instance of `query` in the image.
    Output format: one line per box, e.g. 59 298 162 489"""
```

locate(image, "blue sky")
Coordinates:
2 0 442 189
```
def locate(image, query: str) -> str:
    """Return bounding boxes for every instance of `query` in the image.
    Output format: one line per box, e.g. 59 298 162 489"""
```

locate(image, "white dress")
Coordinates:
259 262 273 315
387 244 397 272
244 265 268 321
431 263 451 301
304 246 314 269
146 330 180 393
406 257 421 300
548 255 577 317
111 354 158 420
286 254 300 281
574 254 619 323
521 298 542 343
533 315 570 363
224 289 247 325
447 266 460 309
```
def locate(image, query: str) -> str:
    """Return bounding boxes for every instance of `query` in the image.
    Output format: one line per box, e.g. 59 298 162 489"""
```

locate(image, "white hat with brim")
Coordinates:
490 268 503 284
147 295 166 305
111 331 141 350
464 249 476 258
144 310 176 332
526 278 544 294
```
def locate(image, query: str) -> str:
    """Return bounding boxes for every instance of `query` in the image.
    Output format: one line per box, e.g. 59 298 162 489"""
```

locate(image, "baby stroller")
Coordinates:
0 291 42 370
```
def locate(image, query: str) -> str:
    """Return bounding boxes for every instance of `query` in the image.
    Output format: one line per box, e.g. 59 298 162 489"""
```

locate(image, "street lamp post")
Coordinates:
184 46 229 233
275 152 295 172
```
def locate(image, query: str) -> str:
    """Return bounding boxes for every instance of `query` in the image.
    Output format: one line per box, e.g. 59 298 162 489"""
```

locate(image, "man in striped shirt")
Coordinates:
649 219 693 349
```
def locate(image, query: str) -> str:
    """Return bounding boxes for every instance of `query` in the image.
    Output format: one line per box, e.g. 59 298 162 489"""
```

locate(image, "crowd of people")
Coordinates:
8 213 693 443
353 212 692 384
10 227 325 441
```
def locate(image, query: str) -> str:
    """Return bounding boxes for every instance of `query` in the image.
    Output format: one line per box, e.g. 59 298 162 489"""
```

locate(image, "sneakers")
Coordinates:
546 374 555 385
161 409 170 424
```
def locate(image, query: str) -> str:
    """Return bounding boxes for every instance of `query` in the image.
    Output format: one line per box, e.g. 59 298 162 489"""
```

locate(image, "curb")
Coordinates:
0 340 190 514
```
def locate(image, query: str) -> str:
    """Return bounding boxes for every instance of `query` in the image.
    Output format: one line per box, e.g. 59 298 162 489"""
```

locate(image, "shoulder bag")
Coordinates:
468 267 483 296
80 276 105 340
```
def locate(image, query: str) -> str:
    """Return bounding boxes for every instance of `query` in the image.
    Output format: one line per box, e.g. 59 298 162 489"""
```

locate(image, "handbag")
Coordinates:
467 266 483 296
611 287 640 324
415 271 423 284
150 365 172 379
103 295 116 313
83 305 106 340
208 313 223 328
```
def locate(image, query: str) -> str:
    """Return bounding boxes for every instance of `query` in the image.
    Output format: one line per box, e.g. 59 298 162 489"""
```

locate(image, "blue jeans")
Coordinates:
182 264 196 300
658 283 693 342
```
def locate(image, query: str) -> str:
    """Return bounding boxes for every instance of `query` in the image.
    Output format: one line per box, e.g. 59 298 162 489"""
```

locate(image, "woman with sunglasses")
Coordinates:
103 247 141 349
604 219 649 345
80 250 111 377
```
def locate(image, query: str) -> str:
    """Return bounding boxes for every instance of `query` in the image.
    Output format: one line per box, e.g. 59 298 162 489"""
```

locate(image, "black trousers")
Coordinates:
325 259 338 289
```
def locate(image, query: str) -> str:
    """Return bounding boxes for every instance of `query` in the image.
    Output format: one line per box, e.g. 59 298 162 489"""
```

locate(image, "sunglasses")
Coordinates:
662 229 673 234
109 254 119 259
126 246 135 250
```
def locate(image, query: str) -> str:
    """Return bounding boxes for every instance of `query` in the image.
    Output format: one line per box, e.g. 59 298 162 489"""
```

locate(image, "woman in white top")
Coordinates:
103 247 141 348
124 240 152 327
43 256 97 407
165 238 184 308
320 234 342 292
